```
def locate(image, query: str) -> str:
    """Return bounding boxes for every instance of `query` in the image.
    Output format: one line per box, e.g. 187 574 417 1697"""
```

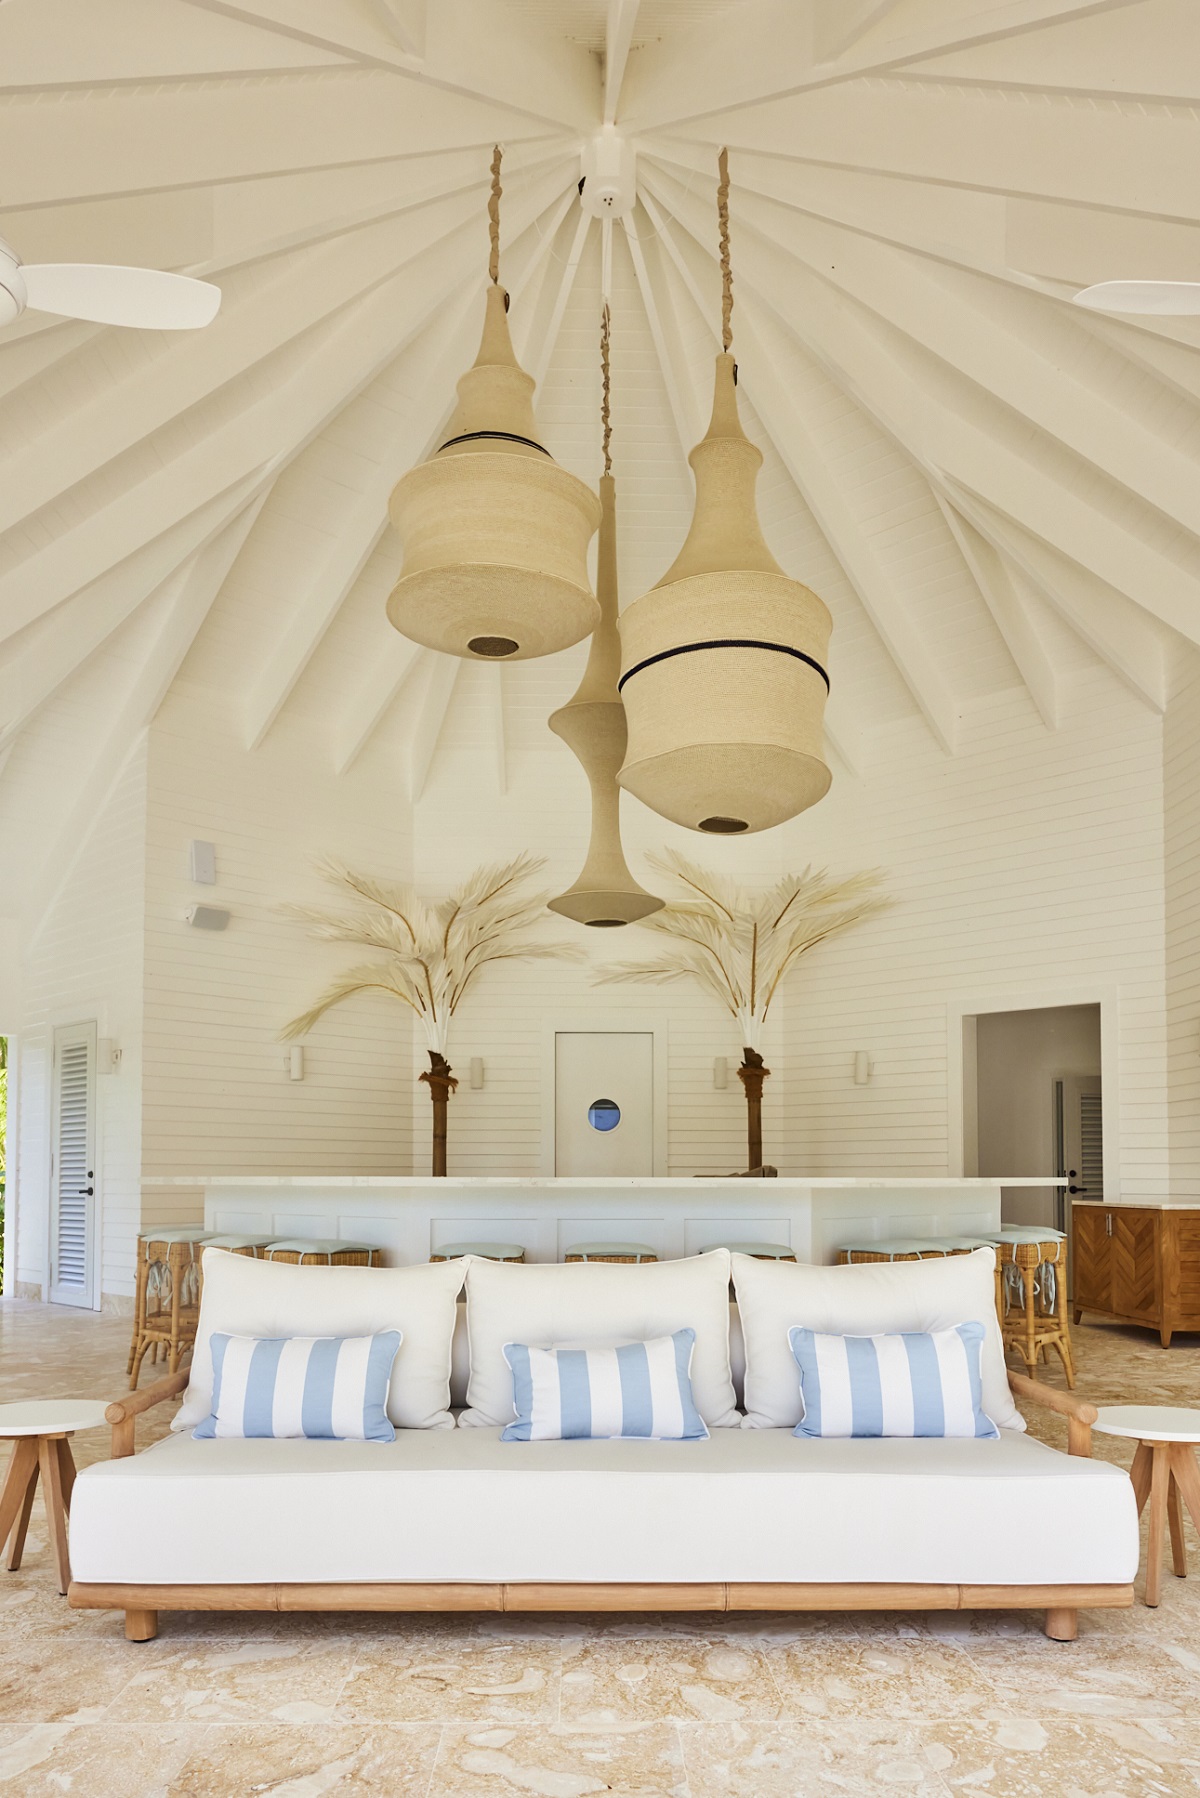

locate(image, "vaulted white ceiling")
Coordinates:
3 0 1199 921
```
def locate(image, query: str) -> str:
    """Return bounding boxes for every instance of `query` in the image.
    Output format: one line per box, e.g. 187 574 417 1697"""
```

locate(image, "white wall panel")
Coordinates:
1164 647 1200 1200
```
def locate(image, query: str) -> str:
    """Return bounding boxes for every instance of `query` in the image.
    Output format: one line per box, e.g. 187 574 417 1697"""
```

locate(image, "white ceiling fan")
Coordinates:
1073 280 1200 316
0 236 221 331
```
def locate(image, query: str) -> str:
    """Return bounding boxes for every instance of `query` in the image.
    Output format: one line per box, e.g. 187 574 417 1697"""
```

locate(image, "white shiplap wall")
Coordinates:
14 741 146 1305
140 689 415 1200
1164 646 1200 1201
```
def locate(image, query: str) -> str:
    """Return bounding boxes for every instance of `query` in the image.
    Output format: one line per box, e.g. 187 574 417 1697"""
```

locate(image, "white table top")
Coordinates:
0 1399 110 1437
1093 1405 1200 1444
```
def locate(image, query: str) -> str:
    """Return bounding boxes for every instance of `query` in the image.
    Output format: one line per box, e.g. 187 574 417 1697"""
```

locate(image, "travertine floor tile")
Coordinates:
679 1719 952 1795
960 1638 1200 1721
923 1719 1200 1795
0 1722 199 1794
430 1722 687 1797
336 1641 561 1724
170 1722 443 1795
0 1640 148 1725
113 1638 360 1725
560 1636 782 1727
764 1638 1000 1721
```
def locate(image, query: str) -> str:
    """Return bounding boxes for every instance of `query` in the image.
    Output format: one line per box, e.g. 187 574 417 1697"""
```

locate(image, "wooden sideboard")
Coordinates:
1072 1203 1200 1348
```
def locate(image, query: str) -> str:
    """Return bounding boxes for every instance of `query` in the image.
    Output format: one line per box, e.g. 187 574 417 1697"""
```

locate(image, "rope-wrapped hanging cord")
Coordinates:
488 144 503 284
601 302 612 478
717 145 733 353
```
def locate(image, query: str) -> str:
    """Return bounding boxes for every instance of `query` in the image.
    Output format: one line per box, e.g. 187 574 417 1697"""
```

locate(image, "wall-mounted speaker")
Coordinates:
186 904 230 931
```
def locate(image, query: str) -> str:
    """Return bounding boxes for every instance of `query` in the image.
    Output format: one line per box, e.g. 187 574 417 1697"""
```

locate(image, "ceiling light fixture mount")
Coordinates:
580 126 637 221
386 146 601 662
616 150 833 835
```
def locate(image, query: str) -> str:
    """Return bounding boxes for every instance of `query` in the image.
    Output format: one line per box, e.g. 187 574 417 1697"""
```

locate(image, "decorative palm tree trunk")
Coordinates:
737 1047 770 1173
420 1051 458 1178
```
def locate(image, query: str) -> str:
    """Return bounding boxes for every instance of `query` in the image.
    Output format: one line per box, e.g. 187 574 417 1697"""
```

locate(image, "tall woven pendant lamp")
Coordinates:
386 147 601 662
616 151 833 834
548 306 663 929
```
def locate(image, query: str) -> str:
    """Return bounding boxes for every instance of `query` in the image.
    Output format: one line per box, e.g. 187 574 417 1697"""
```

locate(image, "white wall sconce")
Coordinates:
853 1051 873 1086
469 1057 485 1090
97 1037 121 1074
188 839 217 884
713 1057 729 1090
186 904 230 930
288 1045 305 1082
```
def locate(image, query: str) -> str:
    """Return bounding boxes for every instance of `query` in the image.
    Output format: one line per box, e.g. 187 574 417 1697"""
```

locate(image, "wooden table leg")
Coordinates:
1130 1441 1153 1516
5 1461 38 1571
1168 1474 1187 1578
35 1437 71 1596
55 1439 76 1515
1145 1442 1172 1607
0 1438 39 1557
1170 1443 1200 1543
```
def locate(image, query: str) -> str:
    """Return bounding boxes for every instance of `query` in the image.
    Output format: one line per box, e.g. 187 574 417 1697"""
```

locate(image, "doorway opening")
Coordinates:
965 1004 1103 1231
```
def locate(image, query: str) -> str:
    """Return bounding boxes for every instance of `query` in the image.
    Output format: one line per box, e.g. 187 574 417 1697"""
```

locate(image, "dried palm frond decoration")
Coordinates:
282 855 581 1175
595 851 889 1169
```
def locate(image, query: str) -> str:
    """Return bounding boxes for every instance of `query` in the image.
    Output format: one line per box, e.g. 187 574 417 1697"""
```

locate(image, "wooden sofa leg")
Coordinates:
125 1608 158 1643
1044 1607 1077 1641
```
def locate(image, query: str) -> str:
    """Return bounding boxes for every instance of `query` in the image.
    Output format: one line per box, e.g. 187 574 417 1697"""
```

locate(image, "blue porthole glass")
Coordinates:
587 1098 621 1133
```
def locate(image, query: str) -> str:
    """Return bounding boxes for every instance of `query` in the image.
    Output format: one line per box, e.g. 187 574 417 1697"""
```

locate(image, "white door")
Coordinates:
49 1022 97 1309
1061 1073 1103 1219
555 1032 654 1176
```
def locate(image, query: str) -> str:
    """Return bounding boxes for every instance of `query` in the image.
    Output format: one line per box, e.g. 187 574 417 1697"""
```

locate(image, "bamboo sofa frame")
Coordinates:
69 1368 1132 1645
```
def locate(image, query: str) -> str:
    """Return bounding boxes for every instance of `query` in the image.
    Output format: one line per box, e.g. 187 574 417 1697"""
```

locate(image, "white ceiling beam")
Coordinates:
622 210 705 454
0 468 273 743
333 639 426 774
640 188 960 753
813 0 906 60
639 165 1200 654
935 496 1059 729
946 482 1167 710
409 656 460 801
620 0 1149 132
528 210 592 389
366 0 426 58
605 0 643 124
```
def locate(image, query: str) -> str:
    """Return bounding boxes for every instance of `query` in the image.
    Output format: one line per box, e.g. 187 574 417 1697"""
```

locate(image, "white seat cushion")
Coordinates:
70 1425 1137 1588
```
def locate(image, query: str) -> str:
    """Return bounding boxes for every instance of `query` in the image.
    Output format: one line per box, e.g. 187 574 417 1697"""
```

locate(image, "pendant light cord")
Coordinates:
717 145 733 352
488 144 503 284
601 301 612 477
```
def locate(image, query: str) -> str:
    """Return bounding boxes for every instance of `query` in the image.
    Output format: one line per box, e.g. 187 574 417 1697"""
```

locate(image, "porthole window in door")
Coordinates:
587 1098 621 1133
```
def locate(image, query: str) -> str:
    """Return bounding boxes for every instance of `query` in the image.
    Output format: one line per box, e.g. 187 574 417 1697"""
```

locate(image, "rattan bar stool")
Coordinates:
563 1241 658 1264
429 1242 525 1262
202 1234 276 1256
701 1241 796 1260
264 1239 384 1266
128 1228 212 1389
836 1239 949 1265
987 1227 1074 1388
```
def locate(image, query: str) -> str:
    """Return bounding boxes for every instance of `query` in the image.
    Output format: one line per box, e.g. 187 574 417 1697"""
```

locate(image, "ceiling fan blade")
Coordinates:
19 263 221 329
1072 280 1200 316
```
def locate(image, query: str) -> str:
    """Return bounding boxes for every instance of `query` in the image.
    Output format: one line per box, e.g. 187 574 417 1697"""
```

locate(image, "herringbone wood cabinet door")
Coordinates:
1111 1211 1160 1321
1072 1207 1112 1312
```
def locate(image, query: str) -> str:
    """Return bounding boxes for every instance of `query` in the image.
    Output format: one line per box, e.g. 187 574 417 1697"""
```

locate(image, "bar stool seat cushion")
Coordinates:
460 1250 739 1432
563 1242 657 1260
431 1243 525 1262
988 1227 1067 1244
141 1228 212 1246
702 1242 796 1260
203 1235 275 1252
265 1239 375 1258
173 1248 467 1435
731 1248 1023 1435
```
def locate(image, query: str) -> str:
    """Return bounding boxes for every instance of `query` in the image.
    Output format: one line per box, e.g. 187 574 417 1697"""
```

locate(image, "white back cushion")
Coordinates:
461 1250 740 1429
731 1247 1022 1433
174 1250 466 1433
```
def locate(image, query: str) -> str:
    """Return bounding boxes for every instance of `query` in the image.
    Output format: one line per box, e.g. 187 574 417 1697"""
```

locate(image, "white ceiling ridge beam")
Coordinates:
619 0 1147 132
821 702 867 778
409 655 460 801
26 498 269 934
0 466 275 742
638 164 1200 653
933 492 1059 729
944 478 1167 711
333 639 426 774
604 0 643 124
622 209 705 456
181 0 599 132
528 210 592 391
367 0 426 58
702 177 1200 546
0 177 562 640
511 188 585 346
638 187 960 755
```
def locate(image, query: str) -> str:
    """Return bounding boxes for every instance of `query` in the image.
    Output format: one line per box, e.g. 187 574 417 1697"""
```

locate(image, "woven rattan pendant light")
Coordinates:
386 148 601 661
548 307 662 928
616 151 832 834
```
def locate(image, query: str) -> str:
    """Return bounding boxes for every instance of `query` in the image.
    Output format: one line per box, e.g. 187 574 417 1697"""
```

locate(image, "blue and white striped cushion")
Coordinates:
501 1329 709 1441
193 1331 402 1442
788 1321 1000 1440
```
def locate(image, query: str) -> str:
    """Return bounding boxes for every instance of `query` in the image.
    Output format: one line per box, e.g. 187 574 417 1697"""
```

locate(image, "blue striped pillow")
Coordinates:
193 1331 402 1442
502 1329 709 1441
788 1321 1000 1440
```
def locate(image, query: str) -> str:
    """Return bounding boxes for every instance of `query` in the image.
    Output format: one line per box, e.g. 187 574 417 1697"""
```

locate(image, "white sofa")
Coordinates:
68 1248 1139 1643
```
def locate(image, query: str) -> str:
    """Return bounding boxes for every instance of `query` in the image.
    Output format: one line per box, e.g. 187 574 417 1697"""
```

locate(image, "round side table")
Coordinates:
0 1400 110 1595
1093 1405 1200 1607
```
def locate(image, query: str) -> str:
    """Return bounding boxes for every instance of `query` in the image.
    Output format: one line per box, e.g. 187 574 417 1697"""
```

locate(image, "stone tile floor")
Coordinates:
0 1298 1198 1795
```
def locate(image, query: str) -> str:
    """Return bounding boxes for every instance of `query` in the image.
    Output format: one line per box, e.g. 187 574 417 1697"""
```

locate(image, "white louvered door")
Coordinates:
49 1022 97 1308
